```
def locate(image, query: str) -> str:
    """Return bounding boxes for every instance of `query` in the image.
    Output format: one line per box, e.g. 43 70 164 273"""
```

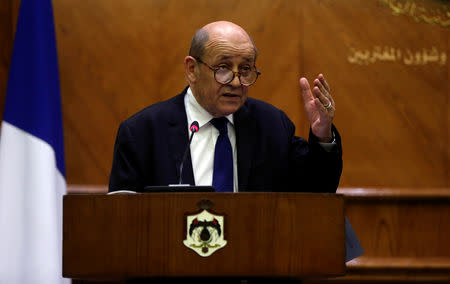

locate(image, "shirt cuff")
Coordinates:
318 132 337 152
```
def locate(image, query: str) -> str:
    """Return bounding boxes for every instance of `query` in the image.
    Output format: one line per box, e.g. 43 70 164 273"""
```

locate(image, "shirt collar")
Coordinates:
185 87 234 128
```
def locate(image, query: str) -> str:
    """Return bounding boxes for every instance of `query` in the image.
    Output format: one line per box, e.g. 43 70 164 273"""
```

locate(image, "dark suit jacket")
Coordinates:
109 87 342 193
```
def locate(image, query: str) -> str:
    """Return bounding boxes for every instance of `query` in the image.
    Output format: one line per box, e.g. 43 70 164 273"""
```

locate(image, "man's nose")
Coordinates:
229 71 242 87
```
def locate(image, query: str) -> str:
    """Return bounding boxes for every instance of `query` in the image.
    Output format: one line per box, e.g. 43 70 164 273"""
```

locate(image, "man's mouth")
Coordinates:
222 93 240 98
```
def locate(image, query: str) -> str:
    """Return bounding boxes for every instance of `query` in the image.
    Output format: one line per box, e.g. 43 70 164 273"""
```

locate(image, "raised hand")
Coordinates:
299 74 335 142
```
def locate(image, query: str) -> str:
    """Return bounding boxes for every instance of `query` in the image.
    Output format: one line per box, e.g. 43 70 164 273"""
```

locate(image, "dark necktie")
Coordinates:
210 117 233 192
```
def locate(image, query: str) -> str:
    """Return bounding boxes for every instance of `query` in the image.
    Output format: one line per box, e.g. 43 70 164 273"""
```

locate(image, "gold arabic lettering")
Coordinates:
379 0 450 27
347 46 447 66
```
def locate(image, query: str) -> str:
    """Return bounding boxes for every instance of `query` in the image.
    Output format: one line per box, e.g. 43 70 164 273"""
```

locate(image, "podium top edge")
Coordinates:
64 192 344 198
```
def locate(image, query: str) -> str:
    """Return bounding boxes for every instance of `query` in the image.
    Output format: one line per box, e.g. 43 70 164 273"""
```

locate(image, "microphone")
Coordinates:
178 121 199 185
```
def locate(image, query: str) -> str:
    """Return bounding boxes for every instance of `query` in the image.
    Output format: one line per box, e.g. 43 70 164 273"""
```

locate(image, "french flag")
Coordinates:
0 0 69 283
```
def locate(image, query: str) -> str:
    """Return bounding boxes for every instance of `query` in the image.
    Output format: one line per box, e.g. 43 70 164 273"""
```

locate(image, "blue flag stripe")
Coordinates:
3 0 65 176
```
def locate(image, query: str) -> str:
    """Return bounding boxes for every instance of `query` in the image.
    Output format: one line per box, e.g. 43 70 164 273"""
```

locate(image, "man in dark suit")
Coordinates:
109 20 342 193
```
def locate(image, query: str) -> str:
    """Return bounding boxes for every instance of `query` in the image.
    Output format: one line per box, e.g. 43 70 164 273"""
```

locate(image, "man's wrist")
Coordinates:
317 131 336 152
318 131 335 144
317 131 334 143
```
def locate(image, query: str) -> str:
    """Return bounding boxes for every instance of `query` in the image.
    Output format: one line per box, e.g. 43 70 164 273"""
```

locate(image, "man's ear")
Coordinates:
184 56 197 83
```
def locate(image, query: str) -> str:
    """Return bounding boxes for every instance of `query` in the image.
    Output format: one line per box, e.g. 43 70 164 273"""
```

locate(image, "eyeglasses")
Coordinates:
195 57 261 86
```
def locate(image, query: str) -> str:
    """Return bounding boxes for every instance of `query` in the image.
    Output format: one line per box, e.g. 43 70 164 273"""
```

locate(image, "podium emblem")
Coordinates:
183 199 227 257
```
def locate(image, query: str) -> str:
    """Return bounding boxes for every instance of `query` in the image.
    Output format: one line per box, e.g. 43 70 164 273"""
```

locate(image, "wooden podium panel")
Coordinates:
63 192 345 280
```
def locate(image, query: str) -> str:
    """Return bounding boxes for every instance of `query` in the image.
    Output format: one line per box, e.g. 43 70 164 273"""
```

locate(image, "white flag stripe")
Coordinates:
0 121 67 283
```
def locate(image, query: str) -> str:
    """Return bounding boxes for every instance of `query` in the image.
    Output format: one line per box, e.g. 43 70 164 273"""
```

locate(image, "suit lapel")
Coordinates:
234 102 253 191
168 89 195 185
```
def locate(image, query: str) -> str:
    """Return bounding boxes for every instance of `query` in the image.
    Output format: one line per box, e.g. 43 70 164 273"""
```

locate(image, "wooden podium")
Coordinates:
63 192 345 281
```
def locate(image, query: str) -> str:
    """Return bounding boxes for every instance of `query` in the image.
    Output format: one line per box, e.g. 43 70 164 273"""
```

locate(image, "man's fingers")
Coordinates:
299 77 314 102
313 86 331 109
314 79 328 96
314 77 334 105
314 98 329 115
302 76 334 111
318 74 330 93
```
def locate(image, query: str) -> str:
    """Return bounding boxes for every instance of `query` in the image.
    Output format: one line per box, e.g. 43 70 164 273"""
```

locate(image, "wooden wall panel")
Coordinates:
304 188 450 283
345 200 450 258
300 0 448 188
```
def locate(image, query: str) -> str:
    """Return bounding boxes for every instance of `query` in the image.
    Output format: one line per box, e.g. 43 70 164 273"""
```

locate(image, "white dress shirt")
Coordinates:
184 87 239 192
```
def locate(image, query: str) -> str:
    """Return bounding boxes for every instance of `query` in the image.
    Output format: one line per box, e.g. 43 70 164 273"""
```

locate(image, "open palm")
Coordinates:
299 74 335 142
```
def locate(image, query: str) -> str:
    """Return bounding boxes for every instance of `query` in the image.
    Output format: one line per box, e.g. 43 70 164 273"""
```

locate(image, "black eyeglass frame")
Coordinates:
194 57 261 87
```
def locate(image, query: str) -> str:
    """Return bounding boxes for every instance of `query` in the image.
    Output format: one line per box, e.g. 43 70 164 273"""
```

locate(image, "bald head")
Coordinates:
189 21 258 61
